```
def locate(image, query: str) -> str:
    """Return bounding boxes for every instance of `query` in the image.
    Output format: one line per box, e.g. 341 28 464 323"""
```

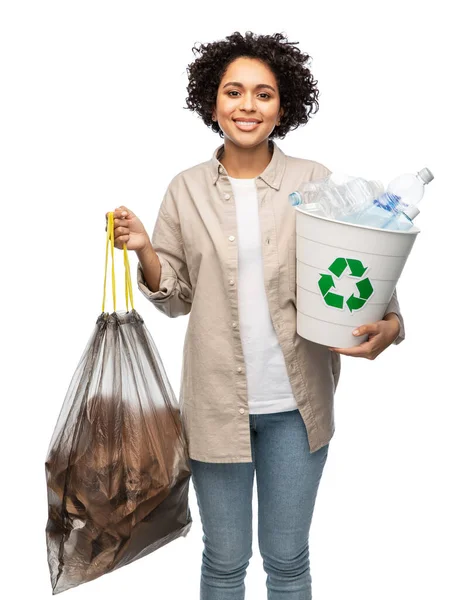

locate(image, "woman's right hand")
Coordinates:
105 206 151 252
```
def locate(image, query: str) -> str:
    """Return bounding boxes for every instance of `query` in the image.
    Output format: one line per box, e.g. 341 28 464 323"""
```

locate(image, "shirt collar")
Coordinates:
210 139 286 190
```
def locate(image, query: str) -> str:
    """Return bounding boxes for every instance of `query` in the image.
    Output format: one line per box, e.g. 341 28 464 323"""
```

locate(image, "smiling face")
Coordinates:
212 56 284 149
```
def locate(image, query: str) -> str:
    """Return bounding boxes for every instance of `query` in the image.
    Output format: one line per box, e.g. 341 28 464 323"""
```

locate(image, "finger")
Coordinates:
329 340 376 357
105 212 123 231
117 206 133 218
114 234 130 247
113 211 130 222
114 226 129 236
115 233 130 241
110 220 126 233
106 208 131 224
352 322 380 337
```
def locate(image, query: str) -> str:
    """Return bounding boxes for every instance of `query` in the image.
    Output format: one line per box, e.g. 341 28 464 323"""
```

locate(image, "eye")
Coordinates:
227 91 271 99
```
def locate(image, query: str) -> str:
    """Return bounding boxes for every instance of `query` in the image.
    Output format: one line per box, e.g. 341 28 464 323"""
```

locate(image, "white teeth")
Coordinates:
236 121 259 125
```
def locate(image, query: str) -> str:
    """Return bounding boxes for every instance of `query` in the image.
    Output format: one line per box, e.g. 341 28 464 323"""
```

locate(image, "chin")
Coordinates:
225 130 270 147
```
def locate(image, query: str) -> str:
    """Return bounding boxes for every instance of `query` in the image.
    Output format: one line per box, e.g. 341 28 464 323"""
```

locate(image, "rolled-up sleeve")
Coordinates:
384 287 405 345
137 186 192 318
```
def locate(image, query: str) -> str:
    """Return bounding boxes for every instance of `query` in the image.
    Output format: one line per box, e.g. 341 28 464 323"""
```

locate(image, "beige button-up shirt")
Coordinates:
137 140 405 463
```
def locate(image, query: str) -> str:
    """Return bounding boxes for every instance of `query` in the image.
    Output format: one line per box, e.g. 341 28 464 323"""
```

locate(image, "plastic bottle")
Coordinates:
383 210 416 231
352 168 434 229
330 178 384 221
289 176 384 220
289 178 331 207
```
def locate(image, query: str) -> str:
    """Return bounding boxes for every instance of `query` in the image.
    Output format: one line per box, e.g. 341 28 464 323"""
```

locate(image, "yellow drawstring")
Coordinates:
102 211 134 313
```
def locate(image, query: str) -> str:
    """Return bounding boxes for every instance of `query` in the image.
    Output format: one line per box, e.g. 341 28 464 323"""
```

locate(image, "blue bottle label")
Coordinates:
373 192 401 213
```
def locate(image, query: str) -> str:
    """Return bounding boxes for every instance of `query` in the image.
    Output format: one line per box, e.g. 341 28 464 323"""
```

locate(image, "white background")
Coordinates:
2 1 470 598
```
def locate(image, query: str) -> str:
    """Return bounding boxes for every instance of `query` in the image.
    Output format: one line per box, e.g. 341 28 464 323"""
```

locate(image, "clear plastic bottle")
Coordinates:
289 178 331 207
383 209 417 231
353 168 434 229
331 178 384 221
289 176 384 220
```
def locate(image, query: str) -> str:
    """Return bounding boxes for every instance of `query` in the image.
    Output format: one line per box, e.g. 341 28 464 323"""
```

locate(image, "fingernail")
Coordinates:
353 329 359 335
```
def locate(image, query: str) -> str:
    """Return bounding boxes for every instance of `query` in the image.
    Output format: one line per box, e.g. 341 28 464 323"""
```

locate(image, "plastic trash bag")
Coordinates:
45 212 192 594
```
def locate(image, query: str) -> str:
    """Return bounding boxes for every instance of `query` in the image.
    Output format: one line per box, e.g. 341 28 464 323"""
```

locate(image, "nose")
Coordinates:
239 93 257 112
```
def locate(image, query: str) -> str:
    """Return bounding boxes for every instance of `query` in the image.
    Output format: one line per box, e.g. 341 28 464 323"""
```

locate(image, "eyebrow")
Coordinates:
222 81 276 93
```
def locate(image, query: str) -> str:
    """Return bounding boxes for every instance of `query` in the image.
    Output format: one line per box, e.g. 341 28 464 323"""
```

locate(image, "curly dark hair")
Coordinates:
184 31 320 140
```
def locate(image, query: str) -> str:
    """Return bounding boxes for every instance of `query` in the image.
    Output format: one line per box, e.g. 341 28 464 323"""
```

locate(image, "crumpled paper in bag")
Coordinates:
45 310 192 594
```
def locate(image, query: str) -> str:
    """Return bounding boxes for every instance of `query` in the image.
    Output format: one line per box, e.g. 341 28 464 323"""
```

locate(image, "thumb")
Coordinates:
352 322 379 337
117 205 135 219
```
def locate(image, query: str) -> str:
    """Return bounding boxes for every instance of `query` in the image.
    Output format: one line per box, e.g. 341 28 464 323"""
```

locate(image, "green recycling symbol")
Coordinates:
318 257 374 312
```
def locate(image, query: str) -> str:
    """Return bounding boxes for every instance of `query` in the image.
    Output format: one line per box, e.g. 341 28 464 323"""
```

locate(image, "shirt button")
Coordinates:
229 235 235 242
224 193 231 200
229 279 235 285
232 322 237 328
266 238 270 244
239 408 245 415
237 367 243 373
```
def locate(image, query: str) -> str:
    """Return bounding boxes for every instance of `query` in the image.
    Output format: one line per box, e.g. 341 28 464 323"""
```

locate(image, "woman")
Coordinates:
107 31 404 600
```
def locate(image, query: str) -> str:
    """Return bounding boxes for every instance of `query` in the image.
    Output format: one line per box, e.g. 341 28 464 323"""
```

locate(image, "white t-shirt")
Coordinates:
228 175 298 414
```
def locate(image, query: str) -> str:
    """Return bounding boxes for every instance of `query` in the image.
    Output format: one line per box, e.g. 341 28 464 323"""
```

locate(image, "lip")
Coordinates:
233 118 261 123
233 120 261 131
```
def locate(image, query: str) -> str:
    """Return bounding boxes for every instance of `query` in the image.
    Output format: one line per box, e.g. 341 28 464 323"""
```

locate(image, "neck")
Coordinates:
219 138 273 178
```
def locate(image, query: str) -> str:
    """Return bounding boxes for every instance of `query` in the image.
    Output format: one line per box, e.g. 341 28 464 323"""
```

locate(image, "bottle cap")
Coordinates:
402 205 420 220
417 168 434 184
289 191 302 206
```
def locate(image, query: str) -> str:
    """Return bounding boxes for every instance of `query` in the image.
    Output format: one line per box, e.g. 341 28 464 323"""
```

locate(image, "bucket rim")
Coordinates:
294 205 420 235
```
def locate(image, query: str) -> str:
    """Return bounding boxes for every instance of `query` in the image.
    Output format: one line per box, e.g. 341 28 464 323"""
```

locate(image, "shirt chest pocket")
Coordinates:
288 233 297 293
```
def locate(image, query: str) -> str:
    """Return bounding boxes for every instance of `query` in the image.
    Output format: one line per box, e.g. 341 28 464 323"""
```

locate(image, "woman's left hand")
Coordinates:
328 313 401 359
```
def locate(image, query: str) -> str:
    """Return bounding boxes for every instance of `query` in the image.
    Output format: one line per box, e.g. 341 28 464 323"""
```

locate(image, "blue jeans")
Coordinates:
189 408 330 600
